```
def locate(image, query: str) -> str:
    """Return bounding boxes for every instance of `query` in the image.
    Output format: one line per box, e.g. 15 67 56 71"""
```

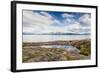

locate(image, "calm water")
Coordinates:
23 35 90 42
41 45 79 52
41 45 77 49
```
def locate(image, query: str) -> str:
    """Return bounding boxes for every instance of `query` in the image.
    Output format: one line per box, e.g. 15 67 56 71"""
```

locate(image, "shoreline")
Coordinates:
23 39 91 48
23 39 90 43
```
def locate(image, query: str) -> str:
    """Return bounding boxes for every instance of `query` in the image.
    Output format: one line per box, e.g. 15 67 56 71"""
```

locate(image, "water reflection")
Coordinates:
41 45 80 53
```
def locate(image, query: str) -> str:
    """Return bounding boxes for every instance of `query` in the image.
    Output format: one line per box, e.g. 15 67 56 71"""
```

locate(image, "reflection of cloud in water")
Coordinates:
41 45 80 54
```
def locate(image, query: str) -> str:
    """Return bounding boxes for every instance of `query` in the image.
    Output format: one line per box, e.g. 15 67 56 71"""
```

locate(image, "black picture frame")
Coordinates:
11 1 98 72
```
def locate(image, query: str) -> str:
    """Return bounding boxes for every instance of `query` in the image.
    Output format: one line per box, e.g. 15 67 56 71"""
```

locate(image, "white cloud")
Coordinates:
40 11 53 19
23 11 91 34
23 10 55 33
61 13 76 25
62 13 74 18
63 20 91 34
79 14 91 26
23 10 54 27
64 23 91 34
23 27 34 33
61 13 91 34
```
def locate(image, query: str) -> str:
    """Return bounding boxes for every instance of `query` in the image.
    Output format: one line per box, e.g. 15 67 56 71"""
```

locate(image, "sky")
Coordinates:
23 10 91 34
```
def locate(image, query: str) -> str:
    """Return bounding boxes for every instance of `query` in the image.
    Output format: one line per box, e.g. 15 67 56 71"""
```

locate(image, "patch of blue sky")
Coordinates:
33 10 90 27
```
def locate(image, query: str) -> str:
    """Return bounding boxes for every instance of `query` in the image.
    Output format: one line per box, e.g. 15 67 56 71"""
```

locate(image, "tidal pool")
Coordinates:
41 45 80 53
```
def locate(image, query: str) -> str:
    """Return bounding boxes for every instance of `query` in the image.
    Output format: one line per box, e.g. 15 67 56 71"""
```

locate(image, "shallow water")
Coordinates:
41 45 80 53
41 45 75 49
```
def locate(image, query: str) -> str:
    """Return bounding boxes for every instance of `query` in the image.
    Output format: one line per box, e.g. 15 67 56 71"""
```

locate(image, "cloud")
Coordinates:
62 13 74 18
40 12 53 19
64 23 91 34
23 10 55 33
79 14 91 26
61 13 91 34
23 11 91 34
23 10 54 27
61 13 76 25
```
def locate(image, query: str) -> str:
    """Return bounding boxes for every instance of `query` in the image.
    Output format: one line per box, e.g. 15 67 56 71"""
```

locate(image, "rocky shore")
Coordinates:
22 39 91 63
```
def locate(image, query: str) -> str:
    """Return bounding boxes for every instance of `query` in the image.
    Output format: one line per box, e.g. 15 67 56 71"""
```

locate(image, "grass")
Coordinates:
79 48 91 56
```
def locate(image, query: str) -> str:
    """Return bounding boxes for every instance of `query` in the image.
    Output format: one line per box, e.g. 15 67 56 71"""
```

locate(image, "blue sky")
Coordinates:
23 10 91 34
33 11 86 27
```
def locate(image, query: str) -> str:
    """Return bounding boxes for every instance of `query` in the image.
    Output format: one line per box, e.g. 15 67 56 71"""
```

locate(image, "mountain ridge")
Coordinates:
23 32 90 35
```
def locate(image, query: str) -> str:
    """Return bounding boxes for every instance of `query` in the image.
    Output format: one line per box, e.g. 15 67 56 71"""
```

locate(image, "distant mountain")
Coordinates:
23 32 90 35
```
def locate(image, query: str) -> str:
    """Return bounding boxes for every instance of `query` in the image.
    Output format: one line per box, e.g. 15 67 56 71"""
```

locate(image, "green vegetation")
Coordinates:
66 55 73 61
79 41 91 56
79 48 91 56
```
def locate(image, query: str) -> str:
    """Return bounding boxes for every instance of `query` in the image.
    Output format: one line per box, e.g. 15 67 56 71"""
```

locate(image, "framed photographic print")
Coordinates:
11 1 98 72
